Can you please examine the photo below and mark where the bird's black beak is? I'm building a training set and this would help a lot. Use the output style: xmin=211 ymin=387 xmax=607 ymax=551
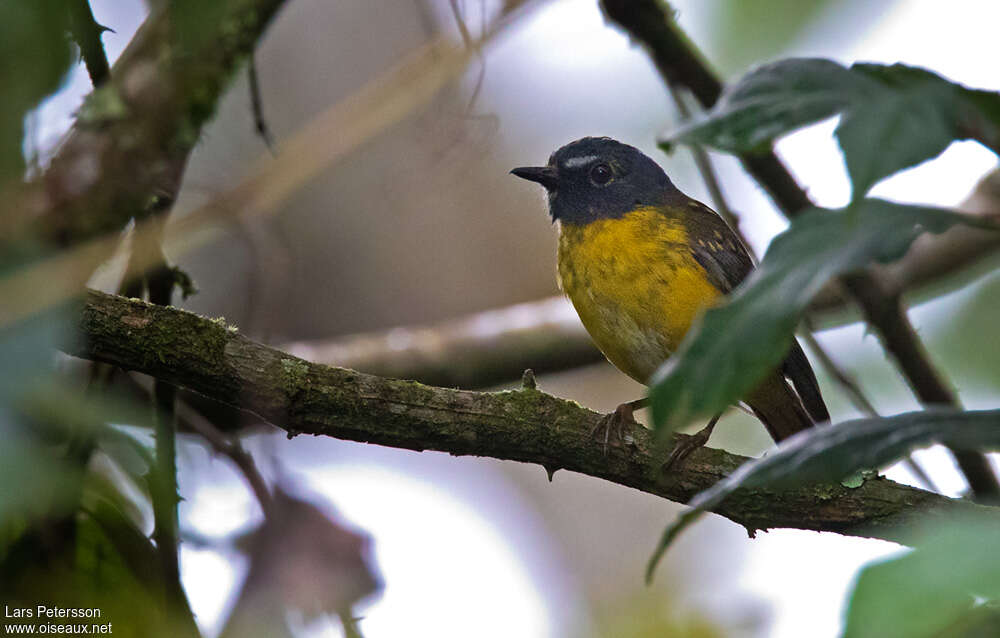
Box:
xmin=511 ymin=166 xmax=559 ymax=191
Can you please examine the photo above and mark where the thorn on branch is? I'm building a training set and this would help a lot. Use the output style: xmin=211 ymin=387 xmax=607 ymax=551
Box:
xmin=174 ymin=396 xmax=273 ymax=514
xmin=68 ymin=0 xmax=111 ymax=87
xmin=520 ymin=368 xmax=537 ymax=390
xmin=543 ymin=465 xmax=559 ymax=482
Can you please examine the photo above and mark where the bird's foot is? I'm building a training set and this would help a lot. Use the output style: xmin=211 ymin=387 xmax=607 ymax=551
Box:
xmin=663 ymin=412 xmax=722 ymax=470
xmin=591 ymin=399 xmax=646 ymax=455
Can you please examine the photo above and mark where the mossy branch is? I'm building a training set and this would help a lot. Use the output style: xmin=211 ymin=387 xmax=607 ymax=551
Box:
xmin=10 ymin=0 xmax=288 ymax=247
xmin=64 ymin=290 xmax=997 ymax=543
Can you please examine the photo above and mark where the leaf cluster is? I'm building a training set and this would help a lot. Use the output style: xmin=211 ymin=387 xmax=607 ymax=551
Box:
xmin=648 ymin=57 xmax=1000 ymax=635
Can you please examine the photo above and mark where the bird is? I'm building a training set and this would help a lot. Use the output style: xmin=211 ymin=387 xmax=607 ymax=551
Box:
xmin=511 ymin=137 xmax=828 ymax=465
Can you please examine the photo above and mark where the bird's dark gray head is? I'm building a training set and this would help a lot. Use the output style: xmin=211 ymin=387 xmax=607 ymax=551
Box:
xmin=511 ymin=137 xmax=679 ymax=224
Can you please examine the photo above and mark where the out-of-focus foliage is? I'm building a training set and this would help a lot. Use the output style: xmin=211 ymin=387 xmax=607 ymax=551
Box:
xmin=649 ymin=200 xmax=994 ymax=431
xmin=931 ymin=273 xmax=1000 ymax=392
xmin=844 ymin=514 xmax=1000 ymax=638
xmin=706 ymin=0 xmax=834 ymax=73
xmin=220 ymin=489 xmax=381 ymax=638
xmin=0 ymin=310 xmax=167 ymax=637
xmin=0 ymin=309 xmax=80 ymax=529
xmin=0 ymin=1 xmax=383 ymax=633
xmin=0 ymin=0 xmax=74 ymax=180
xmin=585 ymin=594 xmax=726 ymax=638
xmin=663 ymin=59 xmax=1000 ymax=201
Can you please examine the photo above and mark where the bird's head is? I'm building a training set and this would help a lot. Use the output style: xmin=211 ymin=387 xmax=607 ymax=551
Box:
xmin=511 ymin=137 xmax=678 ymax=225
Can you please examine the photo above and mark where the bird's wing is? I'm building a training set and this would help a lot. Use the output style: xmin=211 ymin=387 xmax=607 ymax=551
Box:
xmin=682 ymin=199 xmax=830 ymax=424
xmin=682 ymin=200 xmax=754 ymax=293
xmin=782 ymin=339 xmax=830 ymax=423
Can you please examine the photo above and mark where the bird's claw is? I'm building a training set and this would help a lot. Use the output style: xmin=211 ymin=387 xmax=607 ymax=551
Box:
xmin=590 ymin=403 xmax=637 ymax=455
xmin=662 ymin=413 xmax=721 ymax=471
xmin=663 ymin=430 xmax=710 ymax=470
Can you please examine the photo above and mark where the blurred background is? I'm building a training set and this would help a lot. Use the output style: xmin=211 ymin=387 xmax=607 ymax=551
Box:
xmin=29 ymin=0 xmax=1000 ymax=636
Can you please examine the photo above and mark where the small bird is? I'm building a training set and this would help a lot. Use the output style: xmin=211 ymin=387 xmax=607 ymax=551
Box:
xmin=512 ymin=137 xmax=827 ymax=463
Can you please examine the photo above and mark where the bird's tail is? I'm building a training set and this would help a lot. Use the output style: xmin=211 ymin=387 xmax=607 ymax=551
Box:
xmin=746 ymin=372 xmax=813 ymax=442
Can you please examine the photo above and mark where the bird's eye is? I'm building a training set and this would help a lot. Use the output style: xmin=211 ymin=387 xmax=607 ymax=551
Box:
xmin=589 ymin=163 xmax=613 ymax=186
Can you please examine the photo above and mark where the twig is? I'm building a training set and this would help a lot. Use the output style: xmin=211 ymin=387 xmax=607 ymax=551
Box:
xmin=665 ymin=81 xmax=739 ymax=232
xmin=64 ymin=290 xmax=998 ymax=543
xmin=248 ymin=54 xmax=276 ymax=153
xmin=172 ymin=394 xmax=273 ymax=514
xmin=339 ymin=611 xmax=364 ymax=638
xmin=145 ymin=235 xmax=200 ymax=635
xmin=448 ymin=0 xmax=488 ymax=113
xmin=448 ymin=0 xmax=474 ymax=46
xmin=151 ymin=365 xmax=181 ymax=609
xmin=68 ymin=0 xmax=111 ymax=86
xmin=841 ymin=273 xmax=997 ymax=497
xmin=600 ymin=0 xmax=1000 ymax=502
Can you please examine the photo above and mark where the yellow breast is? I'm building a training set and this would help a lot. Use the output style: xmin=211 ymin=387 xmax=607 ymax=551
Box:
xmin=557 ymin=207 xmax=722 ymax=384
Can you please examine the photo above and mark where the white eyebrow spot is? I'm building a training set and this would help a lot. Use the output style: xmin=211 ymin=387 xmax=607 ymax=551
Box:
xmin=563 ymin=155 xmax=599 ymax=169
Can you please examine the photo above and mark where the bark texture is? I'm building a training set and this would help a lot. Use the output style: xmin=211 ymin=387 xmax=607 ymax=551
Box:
xmin=66 ymin=290 xmax=996 ymax=543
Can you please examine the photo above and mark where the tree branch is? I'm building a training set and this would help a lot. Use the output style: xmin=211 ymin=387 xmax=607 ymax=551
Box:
xmin=600 ymin=0 xmax=1000 ymax=501
xmin=63 ymin=290 xmax=997 ymax=543
xmin=809 ymin=156 xmax=1000 ymax=317
xmin=282 ymin=296 xmax=603 ymax=389
xmin=68 ymin=0 xmax=111 ymax=87
xmin=10 ymin=0 xmax=288 ymax=247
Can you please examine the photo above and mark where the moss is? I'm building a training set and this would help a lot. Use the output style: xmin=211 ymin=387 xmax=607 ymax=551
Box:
xmin=493 ymin=388 xmax=543 ymax=418
xmin=841 ymin=469 xmax=877 ymax=489
xmin=492 ymin=388 xmax=588 ymax=435
xmin=386 ymin=378 xmax=439 ymax=409
xmin=77 ymin=85 xmax=129 ymax=126
xmin=113 ymin=297 xmax=230 ymax=369
xmin=280 ymin=358 xmax=310 ymax=394
xmin=814 ymin=484 xmax=838 ymax=500
xmin=840 ymin=471 xmax=866 ymax=489
xmin=206 ymin=315 xmax=239 ymax=334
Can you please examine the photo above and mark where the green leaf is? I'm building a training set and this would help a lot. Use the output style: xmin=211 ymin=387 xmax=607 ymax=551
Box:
xmin=667 ymin=58 xmax=868 ymax=153
xmin=839 ymin=64 xmax=978 ymax=200
xmin=81 ymin=498 xmax=160 ymax=591
xmin=649 ymin=199 xmax=992 ymax=432
xmin=647 ymin=408 xmax=1000 ymax=583
xmin=663 ymin=59 xmax=1000 ymax=200
xmin=844 ymin=514 xmax=1000 ymax=638
xmin=2 ymin=501 xmax=162 ymax=637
